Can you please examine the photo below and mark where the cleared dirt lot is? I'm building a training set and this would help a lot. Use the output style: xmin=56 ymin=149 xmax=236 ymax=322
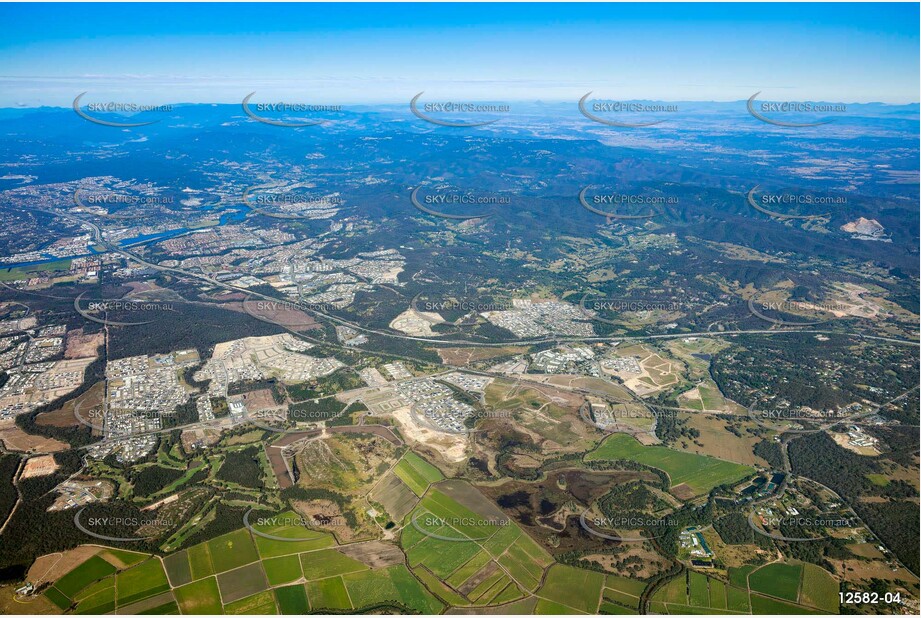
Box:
xmin=64 ymin=329 xmax=104 ymax=360
xmin=370 ymin=470 xmax=418 ymax=521
xmin=338 ymin=540 xmax=404 ymax=568
xmin=435 ymin=346 xmax=529 ymax=366
xmin=36 ymin=381 xmax=105 ymax=430
xmin=0 ymin=422 xmax=67 ymax=453
xmin=20 ymin=454 xmax=58 ymax=478
xmin=27 ymin=546 xmax=101 ymax=587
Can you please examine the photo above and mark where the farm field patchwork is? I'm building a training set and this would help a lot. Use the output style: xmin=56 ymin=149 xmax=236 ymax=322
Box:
xmin=393 ymin=451 xmax=445 ymax=497
xmin=48 ymin=555 xmax=117 ymax=602
xmin=114 ymin=558 xmax=171 ymax=606
xmin=207 ymin=528 xmax=261 ymax=573
xmin=537 ymin=564 xmax=605 ymax=613
xmin=300 ymin=548 xmax=367 ymax=579
xmin=342 ymin=564 xmax=445 ymax=613
xmin=653 ymin=565 xmax=836 ymax=615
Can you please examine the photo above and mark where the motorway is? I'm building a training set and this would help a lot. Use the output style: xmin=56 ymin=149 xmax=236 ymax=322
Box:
xmin=39 ymin=208 xmax=920 ymax=353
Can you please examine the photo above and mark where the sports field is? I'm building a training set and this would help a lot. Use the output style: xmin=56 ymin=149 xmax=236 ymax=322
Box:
xmin=585 ymin=433 xmax=754 ymax=495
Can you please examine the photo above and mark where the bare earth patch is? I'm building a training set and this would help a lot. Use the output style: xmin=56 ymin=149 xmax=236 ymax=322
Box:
xmin=0 ymin=422 xmax=67 ymax=453
xmin=64 ymin=329 xmax=104 ymax=360
xmin=27 ymin=546 xmax=101 ymax=587
xmin=20 ymin=454 xmax=58 ymax=478
xmin=338 ymin=541 xmax=404 ymax=568
xmin=390 ymin=405 xmax=468 ymax=463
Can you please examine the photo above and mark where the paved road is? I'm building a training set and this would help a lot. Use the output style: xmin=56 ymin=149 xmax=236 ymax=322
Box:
xmin=39 ymin=208 xmax=920 ymax=352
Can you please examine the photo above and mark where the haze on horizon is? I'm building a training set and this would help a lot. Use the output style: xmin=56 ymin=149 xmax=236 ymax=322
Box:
xmin=0 ymin=2 xmax=918 ymax=108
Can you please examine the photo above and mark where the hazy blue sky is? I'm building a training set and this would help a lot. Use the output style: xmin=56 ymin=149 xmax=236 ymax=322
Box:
xmin=0 ymin=2 xmax=918 ymax=106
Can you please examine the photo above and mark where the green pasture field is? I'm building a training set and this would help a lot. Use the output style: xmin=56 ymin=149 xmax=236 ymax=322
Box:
xmin=224 ymin=590 xmax=277 ymax=614
xmin=603 ymin=587 xmax=640 ymax=610
xmin=445 ymin=550 xmax=492 ymax=588
xmin=263 ymin=554 xmax=303 ymax=586
xmin=98 ymin=548 xmax=148 ymax=568
xmin=606 ymin=574 xmax=648 ymax=599
xmin=750 ymin=595 xmax=823 ymax=614
xmin=799 ymin=563 xmax=839 ymax=612
xmin=53 ymin=555 xmax=118 ymax=598
xmin=688 ymin=571 xmax=710 ymax=606
xmin=393 ymin=451 xmax=444 ymax=496
xmin=749 ymin=563 xmax=803 ymax=602
xmin=44 ymin=586 xmax=72 ymax=611
xmin=206 ymin=528 xmax=260 ymax=573
xmin=114 ymin=559 xmax=170 ymax=606
xmin=173 ymin=576 xmax=223 ymax=614
xmin=299 ymin=548 xmax=367 ymax=580
xmin=305 ymin=576 xmax=352 ymax=610
xmin=274 ymin=584 xmax=311 ymax=614
xmin=586 ymin=433 xmax=754 ymax=495
xmin=342 ymin=564 xmax=445 ymax=613
xmin=187 ymin=542 xmax=214 ymax=580
xmin=537 ymin=564 xmax=604 ymax=614
xmin=411 ymin=566 xmax=469 ymax=606
xmin=74 ymin=585 xmax=115 ymax=615
xmin=535 ymin=598 xmax=585 ymax=614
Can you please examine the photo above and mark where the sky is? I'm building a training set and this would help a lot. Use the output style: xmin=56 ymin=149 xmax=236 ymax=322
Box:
xmin=0 ymin=2 xmax=918 ymax=107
